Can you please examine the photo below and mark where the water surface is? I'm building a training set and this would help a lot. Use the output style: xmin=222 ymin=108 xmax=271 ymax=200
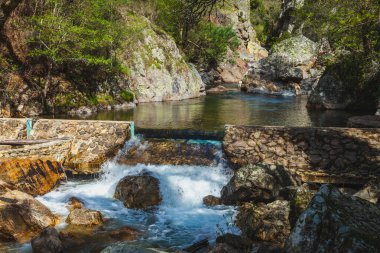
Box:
xmin=62 ymin=92 xmax=362 ymax=130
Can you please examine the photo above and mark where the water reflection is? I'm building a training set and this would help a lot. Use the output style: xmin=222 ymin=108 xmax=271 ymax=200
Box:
xmin=68 ymin=92 xmax=363 ymax=130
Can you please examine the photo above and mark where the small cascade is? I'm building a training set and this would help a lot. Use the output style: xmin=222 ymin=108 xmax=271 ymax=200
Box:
xmin=37 ymin=136 xmax=239 ymax=251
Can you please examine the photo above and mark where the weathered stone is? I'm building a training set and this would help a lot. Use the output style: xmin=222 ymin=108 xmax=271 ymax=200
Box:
xmin=289 ymin=183 xmax=318 ymax=227
xmin=0 ymin=186 xmax=58 ymax=243
xmin=203 ymin=195 xmax=222 ymax=206
xmin=101 ymin=245 xmax=168 ymax=253
xmin=31 ymin=227 xmax=63 ymax=253
xmin=221 ymin=164 xmax=300 ymax=205
xmin=114 ymin=172 xmax=161 ymax=209
xmin=207 ymin=243 xmax=239 ymax=253
xmin=216 ymin=233 xmax=252 ymax=251
xmin=67 ymin=197 xmax=85 ymax=211
xmin=285 ymin=185 xmax=380 ymax=253
xmin=66 ymin=208 xmax=103 ymax=226
xmin=117 ymin=14 xmax=205 ymax=103
xmin=0 ymin=159 xmax=65 ymax=196
xmin=348 ymin=115 xmax=380 ymax=128
xmin=236 ymin=200 xmax=291 ymax=245
xmin=183 ymin=239 xmax=209 ymax=252
xmin=354 ymin=179 xmax=380 ymax=204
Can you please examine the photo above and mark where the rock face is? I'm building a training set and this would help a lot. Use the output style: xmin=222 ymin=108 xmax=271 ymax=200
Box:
xmin=237 ymin=200 xmax=291 ymax=244
xmin=0 ymin=185 xmax=58 ymax=242
xmin=0 ymin=159 xmax=65 ymax=196
xmin=285 ymin=185 xmax=380 ymax=253
xmin=221 ymin=164 xmax=300 ymax=205
xmin=211 ymin=0 xmax=268 ymax=84
xmin=242 ymin=35 xmax=320 ymax=96
xmin=117 ymin=14 xmax=205 ymax=103
xmin=31 ymin=227 xmax=63 ymax=253
xmin=275 ymin=0 xmax=305 ymax=36
xmin=114 ymin=172 xmax=162 ymax=209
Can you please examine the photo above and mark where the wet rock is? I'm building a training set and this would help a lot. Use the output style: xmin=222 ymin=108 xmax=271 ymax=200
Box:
xmin=354 ymin=179 xmax=380 ymax=204
xmin=67 ymin=197 xmax=85 ymax=211
xmin=0 ymin=185 xmax=58 ymax=242
xmin=0 ymin=159 xmax=65 ymax=196
xmin=250 ymin=242 xmax=283 ymax=253
xmin=203 ymin=195 xmax=221 ymax=206
xmin=285 ymin=185 xmax=380 ymax=253
xmin=114 ymin=172 xmax=161 ymax=209
xmin=31 ymin=227 xmax=63 ymax=253
xmin=117 ymin=139 xmax=219 ymax=167
xmin=216 ymin=233 xmax=252 ymax=251
xmin=348 ymin=115 xmax=380 ymax=128
xmin=59 ymin=225 xmax=141 ymax=252
xmin=221 ymin=164 xmax=300 ymax=205
xmin=66 ymin=208 xmax=103 ymax=226
xmin=101 ymin=245 xmax=169 ymax=253
xmin=236 ymin=200 xmax=291 ymax=244
xmin=207 ymin=243 xmax=239 ymax=253
xmin=183 ymin=239 xmax=209 ymax=252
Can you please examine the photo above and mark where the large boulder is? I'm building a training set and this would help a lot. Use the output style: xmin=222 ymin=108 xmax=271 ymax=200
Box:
xmin=285 ymin=185 xmax=380 ymax=253
xmin=117 ymin=13 xmax=205 ymax=103
xmin=262 ymin=35 xmax=318 ymax=82
xmin=66 ymin=208 xmax=103 ymax=226
xmin=221 ymin=164 xmax=300 ymax=205
xmin=0 ymin=159 xmax=65 ymax=196
xmin=236 ymin=200 xmax=291 ymax=245
xmin=0 ymin=185 xmax=58 ymax=242
xmin=114 ymin=172 xmax=162 ymax=209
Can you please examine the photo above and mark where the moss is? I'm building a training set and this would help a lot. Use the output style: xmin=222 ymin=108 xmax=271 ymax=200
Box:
xmin=120 ymin=90 xmax=135 ymax=102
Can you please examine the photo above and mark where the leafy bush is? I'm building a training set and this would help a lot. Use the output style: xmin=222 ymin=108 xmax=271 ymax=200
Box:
xmin=120 ymin=90 xmax=135 ymax=102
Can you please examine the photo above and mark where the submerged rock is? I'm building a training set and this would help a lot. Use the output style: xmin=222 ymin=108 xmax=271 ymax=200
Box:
xmin=101 ymin=245 xmax=168 ymax=253
xmin=114 ymin=172 xmax=161 ymax=209
xmin=0 ymin=159 xmax=65 ymax=196
xmin=285 ymin=185 xmax=380 ymax=253
xmin=0 ymin=185 xmax=58 ymax=242
xmin=31 ymin=227 xmax=63 ymax=253
xmin=236 ymin=200 xmax=291 ymax=245
xmin=183 ymin=238 xmax=209 ymax=252
xmin=221 ymin=164 xmax=300 ymax=205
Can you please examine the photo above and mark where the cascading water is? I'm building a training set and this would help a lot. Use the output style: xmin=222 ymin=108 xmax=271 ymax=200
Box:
xmin=34 ymin=136 xmax=239 ymax=251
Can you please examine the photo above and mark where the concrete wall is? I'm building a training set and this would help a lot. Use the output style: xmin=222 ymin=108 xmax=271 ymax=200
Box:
xmin=224 ymin=125 xmax=380 ymax=185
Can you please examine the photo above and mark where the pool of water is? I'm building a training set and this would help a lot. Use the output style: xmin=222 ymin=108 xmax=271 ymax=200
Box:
xmin=60 ymin=92 xmax=364 ymax=131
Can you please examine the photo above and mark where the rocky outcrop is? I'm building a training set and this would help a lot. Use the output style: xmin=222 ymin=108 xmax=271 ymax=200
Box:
xmin=117 ymin=14 xmax=205 ymax=103
xmin=114 ymin=172 xmax=162 ymax=209
xmin=274 ymin=0 xmax=305 ymax=37
xmin=221 ymin=164 xmax=300 ymax=205
xmin=242 ymin=35 xmax=320 ymax=96
xmin=203 ymin=195 xmax=221 ymax=206
xmin=0 ymin=184 xmax=58 ymax=243
xmin=210 ymin=0 xmax=268 ymax=84
xmin=285 ymin=185 xmax=380 ymax=253
xmin=237 ymin=200 xmax=291 ymax=245
xmin=0 ymin=159 xmax=65 ymax=196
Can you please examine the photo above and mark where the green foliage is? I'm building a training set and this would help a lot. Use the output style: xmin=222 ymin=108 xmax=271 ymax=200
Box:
xmin=250 ymin=0 xmax=281 ymax=45
xmin=89 ymin=93 xmax=115 ymax=106
xmin=186 ymin=22 xmax=240 ymax=68
xmin=120 ymin=90 xmax=135 ymax=102
xmin=296 ymin=0 xmax=380 ymax=58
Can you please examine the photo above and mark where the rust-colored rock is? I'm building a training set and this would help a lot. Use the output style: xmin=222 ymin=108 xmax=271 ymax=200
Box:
xmin=0 ymin=158 xmax=65 ymax=196
xmin=0 ymin=185 xmax=58 ymax=243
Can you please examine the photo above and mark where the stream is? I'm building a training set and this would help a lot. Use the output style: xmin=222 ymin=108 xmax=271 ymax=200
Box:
xmin=6 ymin=137 xmax=238 ymax=252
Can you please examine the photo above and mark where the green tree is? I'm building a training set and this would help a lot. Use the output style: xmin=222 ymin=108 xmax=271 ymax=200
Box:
xmin=28 ymin=0 xmax=123 ymax=110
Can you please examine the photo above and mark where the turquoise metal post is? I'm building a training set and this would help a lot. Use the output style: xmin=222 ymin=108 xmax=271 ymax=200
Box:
xmin=26 ymin=118 xmax=33 ymax=139
xmin=130 ymin=121 xmax=135 ymax=139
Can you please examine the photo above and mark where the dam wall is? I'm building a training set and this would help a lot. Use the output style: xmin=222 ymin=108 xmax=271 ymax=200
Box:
xmin=224 ymin=125 xmax=380 ymax=185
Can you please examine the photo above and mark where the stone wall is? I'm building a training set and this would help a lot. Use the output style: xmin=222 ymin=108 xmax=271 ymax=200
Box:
xmin=31 ymin=119 xmax=131 ymax=175
xmin=224 ymin=125 xmax=380 ymax=185
xmin=0 ymin=118 xmax=26 ymax=140
xmin=0 ymin=119 xmax=132 ymax=176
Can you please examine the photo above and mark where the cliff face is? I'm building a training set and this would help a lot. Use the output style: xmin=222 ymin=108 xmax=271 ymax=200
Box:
xmin=210 ymin=0 xmax=268 ymax=84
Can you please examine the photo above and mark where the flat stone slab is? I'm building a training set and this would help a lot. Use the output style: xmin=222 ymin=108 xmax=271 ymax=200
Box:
xmin=0 ymin=138 xmax=71 ymax=146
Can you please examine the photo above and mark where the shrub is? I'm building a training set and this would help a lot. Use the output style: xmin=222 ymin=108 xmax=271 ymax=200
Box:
xmin=120 ymin=90 xmax=135 ymax=102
